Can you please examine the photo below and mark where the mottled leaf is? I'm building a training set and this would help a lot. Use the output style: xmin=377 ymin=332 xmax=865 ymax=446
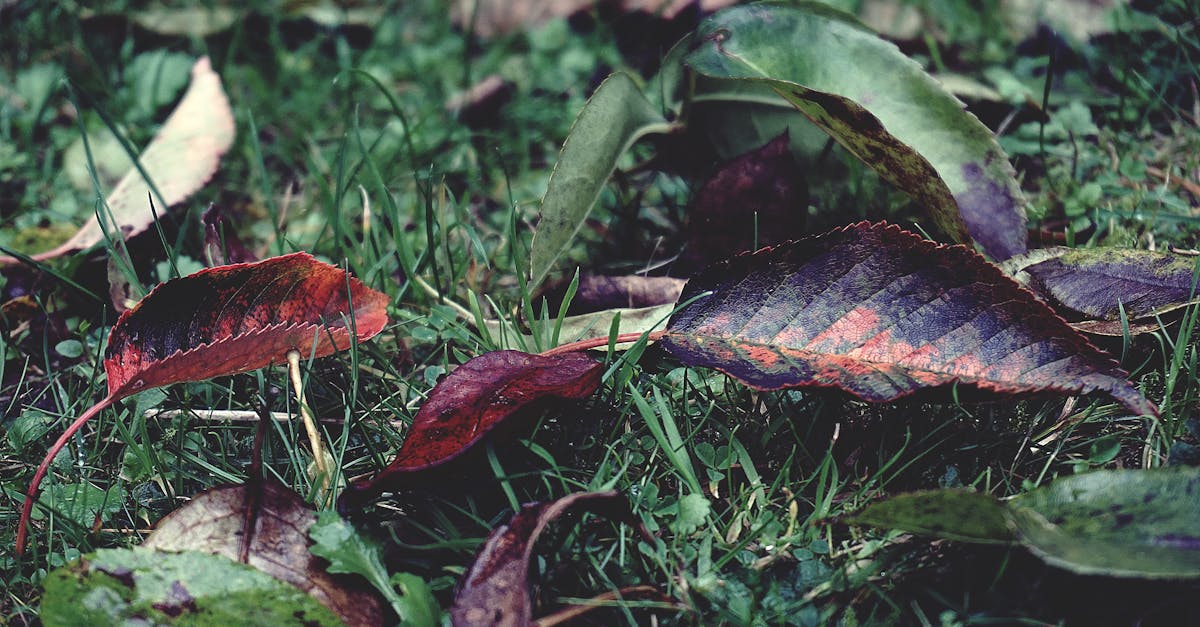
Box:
xmin=342 ymin=351 xmax=602 ymax=506
xmin=143 ymin=479 xmax=384 ymax=626
xmin=683 ymin=132 xmax=807 ymax=269
xmin=2 ymin=57 xmax=235 ymax=265
xmin=484 ymin=303 xmax=675 ymax=352
xmin=18 ymin=253 xmax=388 ymax=554
xmin=1023 ymin=247 xmax=1200 ymax=320
xmin=1011 ymin=468 xmax=1200 ymax=578
xmin=844 ymin=489 xmax=1013 ymax=544
xmin=683 ymin=3 xmax=1028 ymax=260
xmin=660 ymin=222 xmax=1155 ymax=416
xmin=40 ymin=548 xmax=343 ymax=626
xmin=529 ymin=72 xmax=670 ymax=290
xmin=451 ymin=490 xmax=652 ymax=626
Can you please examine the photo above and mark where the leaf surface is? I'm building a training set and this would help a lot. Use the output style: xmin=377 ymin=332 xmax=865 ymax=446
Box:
xmin=683 ymin=3 xmax=1028 ymax=260
xmin=1023 ymin=247 xmax=1200 ymax=320
xmin=143 ymin=479 xmax=384 ymax=626
xmin=660 ymin=222 xmax=1155 ymax=416
xmin=343 ymin=351 xmax=602 ymax=505
xmin=450 ymin=490 xmax=651 ymax=627
xmin=41 ymin=548 xmax=344 ymax=626
xmin=3 ymin=56 xmax=235 ymax=264
xmin=1011 ymin=468 xmax=1200 ymax=578
xmin=843 ymin=489 xmax=1012 ymax=543
xmin=529 ymin=72 xmax=669 ymax=290
xmin=104 ymin=252 xmax=388 ymax=397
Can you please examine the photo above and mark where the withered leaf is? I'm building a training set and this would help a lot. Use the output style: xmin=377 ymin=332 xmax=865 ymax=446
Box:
xmin=343 ymin=351 xmax=602 ymax=506
xmin=451 ymin=490 xmax=652 ymax=627
xmin=683 ymin=132 xmax=807 ymax=269
xmin=143 ymin=479 xmax=384 ymax=627
xmin=1023 ymin=247 xmax=1200 ymax=321
xmin=660 ymin=222 xmax=1156 ymax=416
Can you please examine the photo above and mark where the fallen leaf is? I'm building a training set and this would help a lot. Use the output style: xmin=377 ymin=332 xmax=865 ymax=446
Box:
xmin=483 ymin=303 xmax=675 ymax=352
xmin=1 ymin=56 xmax=234 ymax=265
xmin=41 ymin=548 xmax=346 ymax=625
xmin=684 ymin=3 xmax=1028 ymax=260
xmin=143 ymin=479 xmax=384 ymax=626
xmin=342 ymin=351 xmax=601 ymax=507
xmin=18 ymin=253 xmax=389 ymax=554
xmin=202 ymin=204 xmax=258 ymax=267
xmin=683 ymin=132 xmax=807 ymax=269
xmin=1023 ymin=247 xmax=1200 ymax=321
xmin=529 ymin=72 xmax=670 ymax=291
xmin=570 ymin=275 xmax=686 ymax=312
xmin=659 ymin=221 xmax=1156 ymax=416
xmin=843 ymin=489 xmax=1013 ymax=544
xmin=450 ymin=490 xmax=653 ymax=626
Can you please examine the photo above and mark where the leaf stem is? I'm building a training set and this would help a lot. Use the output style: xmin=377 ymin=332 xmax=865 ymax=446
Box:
xmin=287 ymin=350 xmax=332 ymax=501
xmin=540 ymin=330 xmax=665 ymax=356
xmin=16 ymin=393 xmax=117 ymax=556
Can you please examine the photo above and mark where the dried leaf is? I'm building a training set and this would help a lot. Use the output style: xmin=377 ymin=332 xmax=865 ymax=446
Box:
xmin=18 ymin=253 xmax=388 ymax=554
xmin=451 ymin=490 xmax=651 ymax=626
xmin=343 ymin=351 xmax=601 ymax=506
xmin=143 ymin=479 xmax=384 ymax=626
xmin=660 ymin=222 xmax=1155 ymax=416
xmin=571 ymin=275 xmax=686 ymax=312
xmin=2 ymin=56 xmax=234 ymax=265
xmin=684 ymin=132 xmax=807 ymax=269
xmin=483 ymin=303 xmax=675 ymax=351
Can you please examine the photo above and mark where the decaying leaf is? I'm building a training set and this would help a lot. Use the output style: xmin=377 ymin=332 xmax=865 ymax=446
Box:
xmin=451 ymin=490 xmax=653 ymax=626
xmin=202 ymin=204 xmax=258 ymax=267
xmin=683 ymin=132 xmax=807 ymax=269
xmin=40 ymin=548 xmax=345 ymax=626
xmin=143 ymin=479 xmax=384 ymax=626
xmin=484 ymin=303 xmax=675 ymax=352
xmin=342 ymin=351 xmax=602 ymax=506
xmin=18 ymin=253 xmax=389 ymax=554
xmin=1022 ymin=247 xmax=1200 ymax=321
xmin=660 ymin=222 xmax=1156 ymax=416
xmin=0 ymin=56 xmax=234 ymax=265
xmin=684 ymin=3 xmax=1028 ymax=260
xmin=570 ymin=275 xmax=687 ymax=312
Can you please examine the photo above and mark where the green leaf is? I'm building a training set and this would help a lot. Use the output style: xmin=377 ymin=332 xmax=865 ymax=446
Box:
xmin=675 ymin=493 xmax=712 ymax=535
xmin=683 ymin=2 xmax=1028 ymax=260
xmin=529 ymin=72 xmax=670 ymax=290
xmin=310 ymin=511 xmax=437 ymax=626
xmin=1011 ymin=468 xmax=1200 ymax=578
xmin=40 ymin=548 xmax=343 ymax=626
xmin=36 ymin=482 xmax=124 ymax=529
xmin=844 ymin=490 xmax=1013 ymax=544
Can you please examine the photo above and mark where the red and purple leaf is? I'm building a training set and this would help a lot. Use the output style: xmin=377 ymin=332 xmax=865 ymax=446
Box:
xmin=450 ymin=490 xmax=652 ymax=627
xmin=1023 ymin=247 xmax=1200 ymax=321
xmin=343 ymin=351 xmax=602 ymax=505
xmin=17 ymin=253 xmax=388 ymax=554
xmin=104 ymin=252 xmax=387 ymax=397
xmin=660 ymin=222 xmax=1156 ymax=417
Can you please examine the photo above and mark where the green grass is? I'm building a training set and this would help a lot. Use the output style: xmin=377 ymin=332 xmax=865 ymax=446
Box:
xmin=3 ymin=0 xmax=1200 ymax=624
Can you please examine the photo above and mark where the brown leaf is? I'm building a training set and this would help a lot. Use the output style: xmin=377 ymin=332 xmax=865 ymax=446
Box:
xmin=1 ymin=56 xmax=234 ymax=265
xmin=683 ymin=132 xmax=807 ymax=269
xmin=18 ymin=253 xmax=389 ymax=554
xmin=143 ymin=479 xmax=384 ymax=627
xmin=342 ymin=351 xmax=602 ymax=508
xmin=450 ymin=490 xmax=652 ymax=627
xmin=661 ymin=221 xmax=1156 ymax=417
xmin=570 ymin=275 xmax=686 ymax=312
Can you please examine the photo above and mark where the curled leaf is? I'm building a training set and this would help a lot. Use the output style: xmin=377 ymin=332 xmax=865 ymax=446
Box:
xmin=143 ymin=479 xmax=384 ymax=626
xmin=660 ymin=222 xmax=1156 ymax=416
xmin=1023 ymin=247 xmax=1200 ymax=321
xmin=684 ymin=3 xmax=1028 ymax=259
xmin=451 ymin=490 xmax=652 ymax=626
xmin=343 ymin=351 xmax=602 ymax=506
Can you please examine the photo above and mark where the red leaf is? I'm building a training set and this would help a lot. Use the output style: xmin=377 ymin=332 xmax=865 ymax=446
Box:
xmin=342 ymin=351 xmax=601 ymax=505
xmin=660 ymin=222 xmax=1156 ymax=417
xmin=450 ymin=490 xmax=652 ymax=627
xmin=17 ymin=253 xmax=388 ymax=554
xmin=104 ymin=252 xmax=387 ymax=396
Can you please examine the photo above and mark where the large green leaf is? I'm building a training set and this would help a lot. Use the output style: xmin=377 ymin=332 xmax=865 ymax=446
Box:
xmin=1011 ymin=468 xmax=1200 ymax=578
xmin=683 ymin=2 xmax=1028 ymax=260
xmin=529 ymin=72 xmax=671 ymax=290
